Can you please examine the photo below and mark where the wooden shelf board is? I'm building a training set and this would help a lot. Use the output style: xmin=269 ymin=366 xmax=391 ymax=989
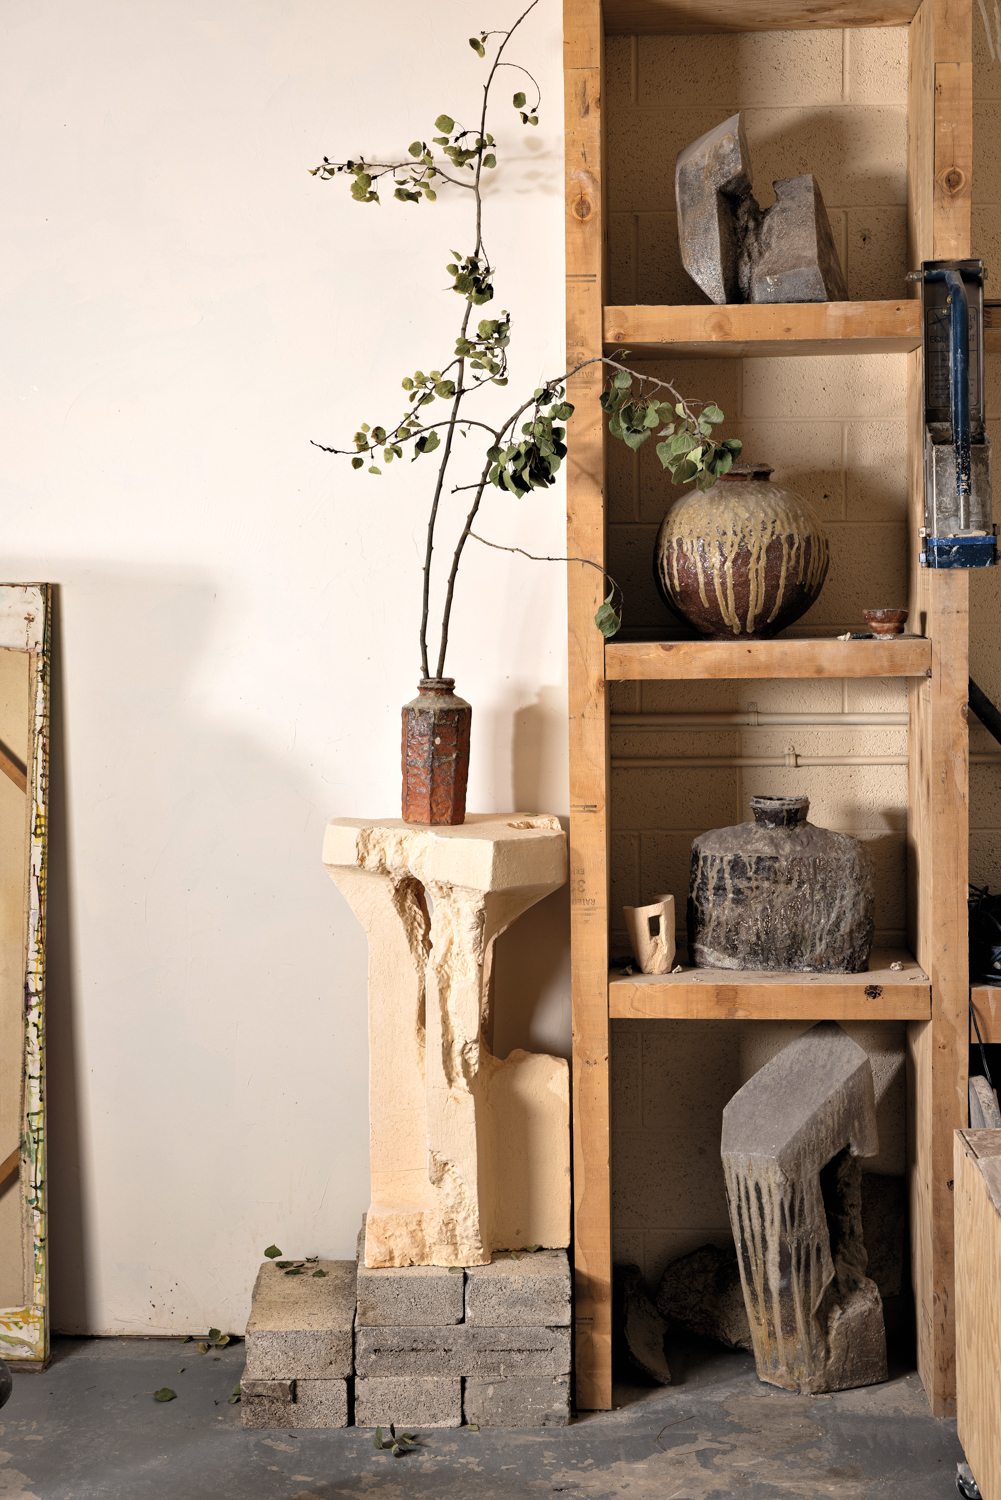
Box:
xmin=971 ymin=986 xmax=1001 ymax=1044
xmin=604 ymin=301 xmax=920 ymax=359
xmin=602 ymin=1 xmax=920 ymax=34
xmin=610 ymin=950 xmax=930 ymax=1021
xmin=605 ymin=634 xmax=932 ymax=681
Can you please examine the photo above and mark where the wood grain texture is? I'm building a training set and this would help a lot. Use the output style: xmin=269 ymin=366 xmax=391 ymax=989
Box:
xmin=602 ymin=0 xmax=920 ymax=33
xmin=610 ymin=951 xmax=931 ymax=1020
xmin=0 ymin=1148 xmax=18 ymax=1191
xmin=905 ymin=0 xmax=973 ymax=1421
xmin=955 ymin=1131 xmax=1001 ymax=1500
xmin=0 ymin=741 xmax=27 ymax=795
xmin=565 ymin=0 xmax=612 ymax=1413
xmin=604 ymin=301 xmax=921 ymax=360
xmin=605 ymin=635 xmax=933 ymax=681
xmin=971 ymin=987 xmax=1001 ymax=1042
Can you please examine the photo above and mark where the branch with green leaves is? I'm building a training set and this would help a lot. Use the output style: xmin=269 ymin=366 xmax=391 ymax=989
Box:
xmin=309 ymin=3 xmax=739 ymax=669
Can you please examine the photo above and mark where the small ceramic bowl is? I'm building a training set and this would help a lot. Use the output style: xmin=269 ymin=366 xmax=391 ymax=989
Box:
xmin=863 ymin=608 xmax=908 ymax=638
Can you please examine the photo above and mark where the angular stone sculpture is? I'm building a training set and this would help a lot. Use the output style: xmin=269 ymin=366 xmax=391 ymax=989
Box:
xmin=676 ymin=112 xmax=847 ymax=305
xmin=323 ymin=814 xmax=569 ymax=1268
xmin=721 ymin=1021 xmax=887 ymax=1393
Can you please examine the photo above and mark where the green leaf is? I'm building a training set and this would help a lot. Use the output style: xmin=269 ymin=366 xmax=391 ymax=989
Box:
xmin=595 ymin=592 xmax=622 ymax=639
xmin=622 ymin=428 xmax=650 ymax=451
xmin=723 ymin=437 xmax=743 ymax=453
xmin=434 ymin=114 xmax=455 ymax=133
xmin=180 ymin=1335 xmax=192 ymax=1344
xmin=312 ymin=1269 xmax=327 ymax=1277
xmin=467 ymin=1423 xmax=480 ymax=1431
xmin=448 ymin=1265 xmax=463 ymax=1274
xmin=483 ymin=154 xmax=496 ymax=169
xmin=233 ymin=1383 xmax=242 ymax=1396
xmin=196 ymin=1342 xmax=209 ymax=1353
xmin=424 ymin=187 xmax=437 ymax=201
xmin=529 ymin=116 xmax=538 ymax=126
xmin=402 ymin=1432 xmax=418 ymax=1442
xmin=374 ymin=1426 xmax=385 ymax=1450
xmin=613 ymin=370 xmax=632 ymax=389
xmin=208 ymin=1328 xmax=221 ymax=1341
xmin=264 ymin=1245 xmax=282 ymax=1258
xmin=702 ymin=404 xmax=724 ymax=423
xmin=215 ymin=1335 xmax=231 ymax=1347
xmin=469 ymin=37 xmax=485 ymax=56
xmin=351 ymin=456 xmax=364 ymax=469
xmin=153 ymin=1388 xmax=177 ymax=1402
xmin=228 ymin=1394 xmax=240 ymax=1404
xmin=367 ymin=465 xmax=381 ymax=475
xmin=513 ymin=91 xmax=527 ymax=108
xmin=526 ymin=1244 xmax=542 ymax=1252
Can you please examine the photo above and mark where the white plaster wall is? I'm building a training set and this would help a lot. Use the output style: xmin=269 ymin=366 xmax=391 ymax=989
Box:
xmin=1 ymin=0 xmax=569 ymax=1334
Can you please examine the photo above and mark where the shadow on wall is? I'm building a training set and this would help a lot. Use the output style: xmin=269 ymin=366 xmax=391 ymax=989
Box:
xmin=490 ymin=684 xmax=571 ymax=1063
xmin=40 ymin=568 xmax=370 ymax=1334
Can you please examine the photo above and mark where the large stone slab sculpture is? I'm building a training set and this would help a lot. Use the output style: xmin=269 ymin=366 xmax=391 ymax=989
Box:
xmin=676 ymin=112 xmax=848 ymax=305
xmin=720 ymin=1021 xmax=887 ymax=1393
xmin=323 ymin=814 xmax=569 ymax=1268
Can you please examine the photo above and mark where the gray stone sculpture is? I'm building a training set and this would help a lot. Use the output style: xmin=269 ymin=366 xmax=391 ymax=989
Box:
xmin=676 ymin=113 xmax=848 ymax=305
xmin=721 ymin=1022 xmax=887 ymax=1394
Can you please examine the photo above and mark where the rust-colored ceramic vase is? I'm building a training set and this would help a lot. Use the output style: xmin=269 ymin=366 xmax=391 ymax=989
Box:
xmin=654 ymin=464 xmax=830 ymax=640
xmin=402 ymin=678 xmax=471 ymax=826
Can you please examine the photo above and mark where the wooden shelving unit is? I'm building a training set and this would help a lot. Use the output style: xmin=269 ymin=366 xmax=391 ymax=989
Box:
xmin=564 ymin=0 xmax=972 ymax=1416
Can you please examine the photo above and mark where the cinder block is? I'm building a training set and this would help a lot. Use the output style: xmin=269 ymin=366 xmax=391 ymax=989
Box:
xmin=355 ymin=1324 xmax=571 ymax=1379
xmin=240 ymin=1374 xmax=348 ymax=1429
xmin=355 ymin=1377 xmax=462 ymax=1429
xmin=245 ymin=1259 xmax=356 ymax=1379
xmin=357 ymin=1263 xmax=465 ymax=1327
xmin=463 ymin=1375 xmax=571 ymax=1428
xmin=464 ymin=1251 xmax=570 ymax=1327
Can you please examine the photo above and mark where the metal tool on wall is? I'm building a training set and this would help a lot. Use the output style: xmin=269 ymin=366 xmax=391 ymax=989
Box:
xmin=911 ymin=259 xmax=997 ymax=568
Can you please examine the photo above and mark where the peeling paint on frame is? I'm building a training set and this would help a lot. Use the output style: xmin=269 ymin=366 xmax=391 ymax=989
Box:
xmin=0 ymin=585 xmax=50 ymax=1367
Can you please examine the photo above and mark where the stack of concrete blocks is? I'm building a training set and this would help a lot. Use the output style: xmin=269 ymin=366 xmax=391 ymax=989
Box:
xmin=241 ymin=1259 xmax=357 ymax=1429
xmin=354 ymin=1227 xmax=572 ymax=1428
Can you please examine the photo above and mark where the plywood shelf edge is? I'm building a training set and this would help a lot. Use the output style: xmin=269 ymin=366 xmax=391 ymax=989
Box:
xmin=603 ymin=300 xmax=921 ymax=359
xmin=610 ymin=950 xmax=931 ymax=1020
xmin=605 ymin=635 xmax=933 ymax=681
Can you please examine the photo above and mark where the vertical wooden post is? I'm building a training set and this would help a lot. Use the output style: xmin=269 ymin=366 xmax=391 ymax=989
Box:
xmin=905 ymin=0 xmax=972 ymax=1418
xmin=564 ymin=0 xmax=611 ymax=1411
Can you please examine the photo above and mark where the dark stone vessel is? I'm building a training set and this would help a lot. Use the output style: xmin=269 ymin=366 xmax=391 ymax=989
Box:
xmin=687 ymin=795 xmax=874 ymax=974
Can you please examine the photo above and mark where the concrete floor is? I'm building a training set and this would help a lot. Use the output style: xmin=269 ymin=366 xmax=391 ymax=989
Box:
xmin=0 ymin=1335 xmax=966 ymax=1499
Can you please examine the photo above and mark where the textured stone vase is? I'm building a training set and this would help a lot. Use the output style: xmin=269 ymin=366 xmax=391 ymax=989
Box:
xmin=402 ymin=678 xmax=471 ymax=826
xmin=654 ymin=464 xmax=829 ymax=639
xmin=688 ymin=794 xmax=874 ymax=974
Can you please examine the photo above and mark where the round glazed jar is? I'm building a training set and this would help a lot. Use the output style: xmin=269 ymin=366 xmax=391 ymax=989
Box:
xmin=687 ymin=794 xmax=874 ymax=974
xmin=654 ymin=464 xmax=829 ymax=639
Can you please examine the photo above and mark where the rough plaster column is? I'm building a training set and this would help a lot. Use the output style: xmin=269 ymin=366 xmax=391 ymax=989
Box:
xmin=323 ymin=815 xmax=569 ymax=1268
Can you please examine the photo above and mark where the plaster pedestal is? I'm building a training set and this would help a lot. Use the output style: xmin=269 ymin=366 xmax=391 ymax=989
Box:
xmin=323 ymin=814 xmax=569 ymax=1268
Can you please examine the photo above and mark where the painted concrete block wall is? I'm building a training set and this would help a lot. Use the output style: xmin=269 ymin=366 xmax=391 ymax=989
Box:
xmin=605 ymin=28 xmax=913 ymax=1287
xmin=2 ymin=0 xmax=569 ymax=1334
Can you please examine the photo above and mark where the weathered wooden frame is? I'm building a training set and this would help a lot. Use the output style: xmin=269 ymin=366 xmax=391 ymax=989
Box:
xmin=0 ymin=585 xmax=51 ymax=1370
xmin=564 ymin=0 xmax=970 ymax=1414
